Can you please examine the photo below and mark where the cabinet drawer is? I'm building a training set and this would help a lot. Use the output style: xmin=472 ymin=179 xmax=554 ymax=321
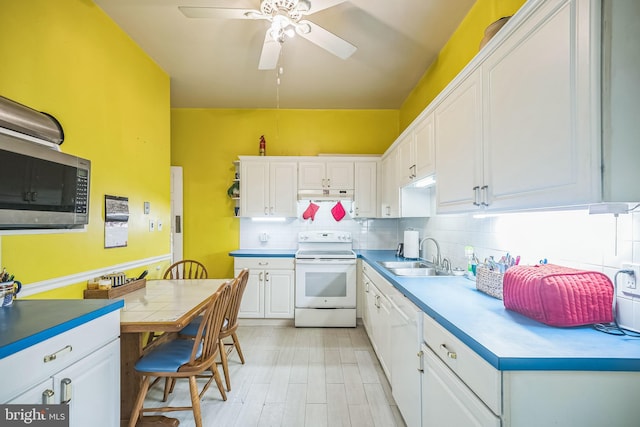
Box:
xmin=362 ymin=262 xmax=394 ymax=295
xmin=0 ymin=310 xmax=120 ymax=403
xmin=423 ymin=313 xmax=501 ymax=415
xmin=234 ymin=257 xmax=294 ymax=270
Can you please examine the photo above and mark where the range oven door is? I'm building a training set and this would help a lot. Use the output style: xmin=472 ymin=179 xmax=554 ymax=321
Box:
xmin=295 ymin=258 xmax=356 ymax=308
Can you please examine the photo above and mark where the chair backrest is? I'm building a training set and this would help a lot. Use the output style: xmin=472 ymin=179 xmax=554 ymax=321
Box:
xmin=222 ymin=268 xmax=249 ymax=333
xmin=186 ymin=279 xmax=233 ymax=370
xmin=164 ymin=259 xmax=208 ymax=280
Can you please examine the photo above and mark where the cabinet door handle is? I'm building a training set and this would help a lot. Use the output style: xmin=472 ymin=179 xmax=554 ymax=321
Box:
xmin=264 ymin=207 xmax=269 ymax=215
xmin=269 ymin=207 xmax=274 ymax=215
xmin=44 ymin=345 xmax=72 ymax=363
xmin=364 ymin=281 xmax=369 ymax=293
xmin=265 ymin=272 xmax=270 ymax=282
xmin=410 ymin=164 xmax=416 ymax=179
xmin=417 ymin=350 xmax=424 ymax=373
xmin=375 ymin=294 xmax=380 ymax=308
xmin=258 ymin=261 xmax=269 ymax=266
xmin=472 ymin=186 xmax=481 ymax=206
xmin=481 ymin=185 xmax=489 ymax=207
xmin=61 ymin=378 xmax=72 ymax=404
xmin=259 ymin=272 xmax=264 ymax=282
xmin=440 ymin=343 xmax=457 ymax=359
xmin=42 ymin=389 xmax=55 ymax=404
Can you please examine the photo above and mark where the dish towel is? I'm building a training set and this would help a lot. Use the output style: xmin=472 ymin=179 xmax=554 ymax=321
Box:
xmin=302 ymin=202 xmax=319 ymax=221
xmin=331 ymin=201 xmax=346 ymax=221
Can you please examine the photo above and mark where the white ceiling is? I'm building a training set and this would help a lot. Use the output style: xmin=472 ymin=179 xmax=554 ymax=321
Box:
xmin=94 ymin=0 xmax=476 ymax=109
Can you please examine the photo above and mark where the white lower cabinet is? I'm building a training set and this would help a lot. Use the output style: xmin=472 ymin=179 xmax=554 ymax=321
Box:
xmin=234 ymin=257 xmax=295 ymax=319
xmin=361 ymin=262 xmax=392 ymax=379
xmin=1 ymin=311 xmax=121 ymax=427
xmin=389 ymin=290 xmax=422 ymax=427
xmin=421 ymin=344 xmax=500 ymax=427
xmin=421 ymin=310 xmax=640 ymax=427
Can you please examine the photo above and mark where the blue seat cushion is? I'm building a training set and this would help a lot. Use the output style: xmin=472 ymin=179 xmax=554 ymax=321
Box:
xmin=135 ymin=339 xmax=202 ymax=373
xmin=180 ymin=317 xmax=228 ymax=337
xmin=180 ymin=316 xmax=203 ymax=337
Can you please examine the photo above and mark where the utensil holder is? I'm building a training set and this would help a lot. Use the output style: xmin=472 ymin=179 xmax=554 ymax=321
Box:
xmin=0 ymin=281 xmax=22 ymax=307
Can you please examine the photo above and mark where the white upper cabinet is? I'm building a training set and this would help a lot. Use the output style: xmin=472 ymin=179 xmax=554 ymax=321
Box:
xmin=298 ymin=160 xmax=354 ymax=190
xmin=435 ymin=68 xmax=483 ymax=212
xmin=602 ymin=0 xmax=640 ymax=202
xmin=397 ymin=113 xmax=436 ymax=188
xmin=414 ymin=113 xmax=436 ymax=179
xmin=482 ymin=0 xmax=599 ymax=210
xmin=380 ymin=148 xmax=399 ymax=218
xmin=397 ymin=133 xmax=415 ymax=187
xmin=435 ymin=0 xmax=601 ymax=213
xmin=353 ymin=161 xmax=378 ymax=218
xmin=240 ymin=159 xmax=297 ymax=217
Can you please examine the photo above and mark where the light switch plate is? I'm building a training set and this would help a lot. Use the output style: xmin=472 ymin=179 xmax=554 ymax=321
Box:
xmin=144 ymin=201 xmax=150 ymax=215
xmin=149 ymin=219 xmax=155 ymax=232
xmin=157 ymin=220 xmax=163 ymax=231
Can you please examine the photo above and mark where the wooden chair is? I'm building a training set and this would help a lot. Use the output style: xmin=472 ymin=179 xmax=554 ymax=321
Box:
xmin=146 ymin=260 xmax=209 ymax=347
xmin=163 ymin=259 xmax=208 ymax=280
xmin=217 ymin=268 xmax=249 ymax=391
xmin=128 ymin=280 xmax=233 ymax=427
xmin=179 ymin=268 xmax=250 ymax=391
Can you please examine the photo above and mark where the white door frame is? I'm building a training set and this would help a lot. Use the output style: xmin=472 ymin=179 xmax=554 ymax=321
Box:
xmin=170 ymin=166 xmax=183 ymax=263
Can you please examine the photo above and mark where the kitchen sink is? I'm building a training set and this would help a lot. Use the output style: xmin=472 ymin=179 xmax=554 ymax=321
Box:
xmin=377 ymin=260 xmax=453 ymax=277
xmin=377 ymin=261 xmax=433 ymax=269
xmin=388 ymin=267 xmax=438 ymax=276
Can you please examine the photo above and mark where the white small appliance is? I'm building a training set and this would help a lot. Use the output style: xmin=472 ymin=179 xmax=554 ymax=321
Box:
xmin=617 ymin=281 xmax=640 ymax=333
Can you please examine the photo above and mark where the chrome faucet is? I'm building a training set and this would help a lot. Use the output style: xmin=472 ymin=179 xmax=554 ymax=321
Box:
xmin=419 ymin=237 xmax=441 ymax=269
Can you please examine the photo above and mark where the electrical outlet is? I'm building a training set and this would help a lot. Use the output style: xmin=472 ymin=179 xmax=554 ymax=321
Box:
xmin=621 ymin=263 xmax=640 ymax=291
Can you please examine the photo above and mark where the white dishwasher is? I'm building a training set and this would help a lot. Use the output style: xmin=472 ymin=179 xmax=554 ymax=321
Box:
xmin=389 ymin=289 xmax=423 ymax=427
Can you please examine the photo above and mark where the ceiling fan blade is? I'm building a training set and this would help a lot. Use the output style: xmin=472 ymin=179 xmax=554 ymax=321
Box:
xmin=305 ymin=0 xmax=348 ymax=14
xmin=178 ymin=6 xmax=259 ymax=20
xmin=297 ymin=20 xmax=356 ymax=60
xmin=258 ymin=33 xmax=282 ymax=70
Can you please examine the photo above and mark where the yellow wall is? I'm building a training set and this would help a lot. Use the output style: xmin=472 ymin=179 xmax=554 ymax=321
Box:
xmin=400 ymin=0 xmax=527 ymax=130
xmin=171 ymin=108 xmax=398 ymax=277
xmin=0 ymin=0 xmax=172 ymax=298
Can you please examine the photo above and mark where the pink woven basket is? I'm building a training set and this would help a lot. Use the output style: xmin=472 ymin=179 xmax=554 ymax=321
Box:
xmin=503 ymin=264 xmax=614 ymax=327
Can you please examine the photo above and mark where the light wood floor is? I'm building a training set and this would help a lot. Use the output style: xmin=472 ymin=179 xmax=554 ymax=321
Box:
xmin=141 ymin=324 xmax=406 ymax=427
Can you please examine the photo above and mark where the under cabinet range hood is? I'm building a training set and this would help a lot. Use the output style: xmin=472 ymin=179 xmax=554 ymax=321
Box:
xmin=0 ymin=95 xmax=64 ymax=145
xmin=297 ymin=189 xmax=354 ymax=201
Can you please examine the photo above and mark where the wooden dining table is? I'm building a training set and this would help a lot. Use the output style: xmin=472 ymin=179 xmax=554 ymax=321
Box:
xmin=118 ymin=278 xmax=230 ymax=426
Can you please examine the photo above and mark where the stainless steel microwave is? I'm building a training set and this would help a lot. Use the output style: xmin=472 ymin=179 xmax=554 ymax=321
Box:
xmin=0 ymin=132 xmax=90 ymax=229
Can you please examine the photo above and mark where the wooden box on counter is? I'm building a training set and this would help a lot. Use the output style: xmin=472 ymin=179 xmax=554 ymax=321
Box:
xmin=83 ymin=278 xmax=146 ymax=299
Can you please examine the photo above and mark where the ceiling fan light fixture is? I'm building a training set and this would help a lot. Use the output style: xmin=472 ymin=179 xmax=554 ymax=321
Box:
xmin=269 ymin=14 xmax=296 ymax=42
xmin=295 ymin=21 xmax=312 ymax=35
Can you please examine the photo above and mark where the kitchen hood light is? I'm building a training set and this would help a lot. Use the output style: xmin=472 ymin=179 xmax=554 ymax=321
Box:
xmin=251 ymin=217 xmax=286 ymax=222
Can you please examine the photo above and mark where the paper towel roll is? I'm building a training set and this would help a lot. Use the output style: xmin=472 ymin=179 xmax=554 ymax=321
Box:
xmin=403 ymin=230 xmax=420 ymax=259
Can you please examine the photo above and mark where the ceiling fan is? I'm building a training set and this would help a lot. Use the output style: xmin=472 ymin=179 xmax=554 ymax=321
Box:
xmin=179 ymin=0 xmax=357 ymax=70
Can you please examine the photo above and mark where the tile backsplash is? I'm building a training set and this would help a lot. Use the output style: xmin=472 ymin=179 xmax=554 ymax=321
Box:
xmin=240 ymin=201 xmax=639 ymax=280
